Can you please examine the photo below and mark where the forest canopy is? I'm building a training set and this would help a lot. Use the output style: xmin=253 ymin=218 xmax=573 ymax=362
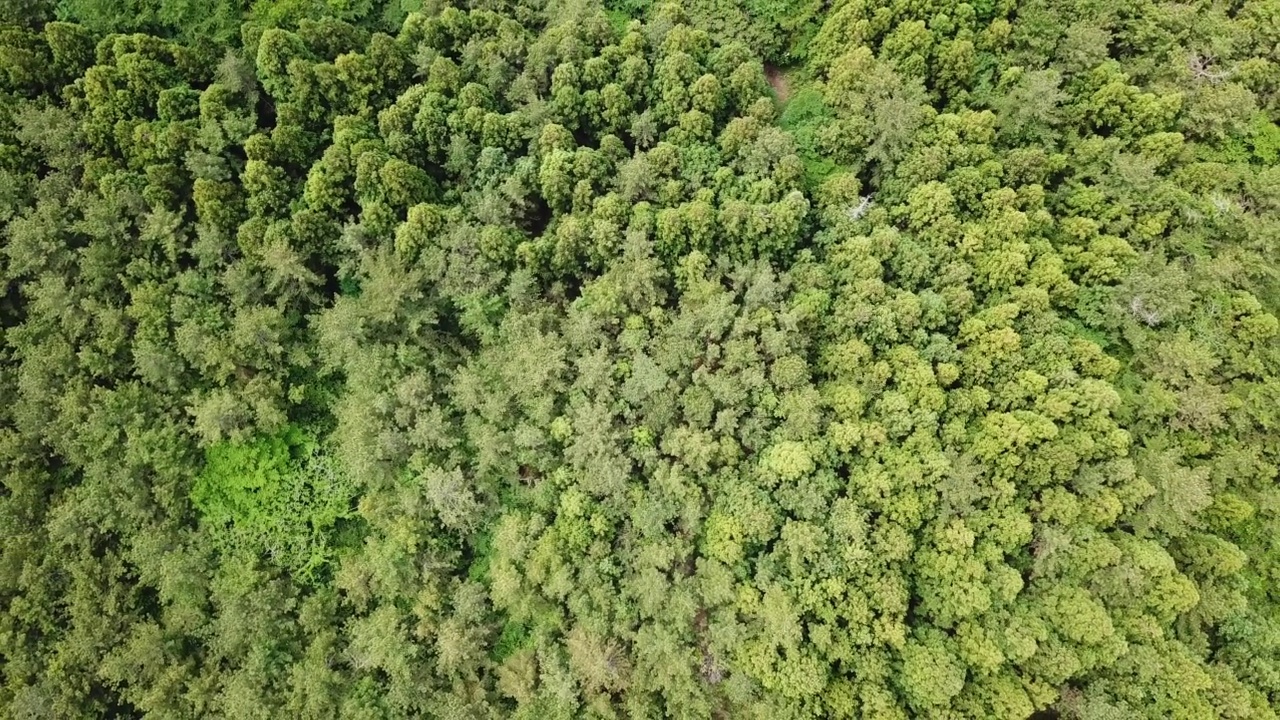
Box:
xmin=2 ymin=0 xmax=1280 ymax=717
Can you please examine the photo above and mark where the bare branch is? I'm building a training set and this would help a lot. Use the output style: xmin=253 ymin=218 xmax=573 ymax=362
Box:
xmin=847 ymin=195 xmax=873 ymax=220
xmin=1129 ymin=295 xmax=1161 ymax=327
xmin=1188 ymin=53 xmax=1233 ymax=83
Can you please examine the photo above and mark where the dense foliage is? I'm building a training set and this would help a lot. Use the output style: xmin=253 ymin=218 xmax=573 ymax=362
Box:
xmin=2 ymin=0 xmax=1280 ymax=717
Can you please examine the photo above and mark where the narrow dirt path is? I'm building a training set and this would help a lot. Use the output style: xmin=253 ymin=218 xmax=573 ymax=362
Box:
xmin=765 ymin=64 xmax=792 ymax=103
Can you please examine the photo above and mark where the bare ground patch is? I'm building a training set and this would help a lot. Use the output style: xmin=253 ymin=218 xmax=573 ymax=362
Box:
xmin=765 ymin=64 xmax=792 ymax=103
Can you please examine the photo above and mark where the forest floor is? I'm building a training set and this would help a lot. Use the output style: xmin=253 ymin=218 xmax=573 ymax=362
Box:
xmin=765 ymin=64 xmax=792 ymax=103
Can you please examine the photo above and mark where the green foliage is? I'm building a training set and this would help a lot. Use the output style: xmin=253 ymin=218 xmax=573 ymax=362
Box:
xmin=192 ymin=426 xmax=359 ymax=580
xmin=1248 ymin=113 xmax=1280 ymax=164
xmin=56 ymin=0 xmax=248 ymax=43
xmin=3 ymin=0 xmax=1280 ymax=717
xmin=778 ymin=85 xmax=839 ymax=185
